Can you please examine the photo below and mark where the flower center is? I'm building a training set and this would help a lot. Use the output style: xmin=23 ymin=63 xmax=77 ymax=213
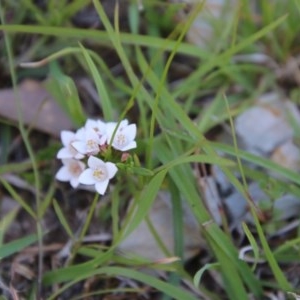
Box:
xmin=68 ymin=162 xmax=83 ymax=176
xmin=92 ymin=166 xmax=107 ymax=181
xmin=115 ymin=133 xmax=127 ymax=147
xmin=86 ymin=139 xmax=98 ymax=152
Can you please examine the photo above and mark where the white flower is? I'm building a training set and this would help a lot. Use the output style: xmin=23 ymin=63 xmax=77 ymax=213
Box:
xmin=78 ymin=156 xmax=118 ymax=195
xmin=85 ymin=119 xmax=107 ymax=145
xmin=106 ymin=119 xmax=137 ymax=151
xmin=56 ymin=159 xmax=86 ymax=188
xmin=57 ymin=130 xmax=84 ymax=160
xmin=72 ymin=127 xmax=102 ymax=156
xmin=106 ymin=119 xmax=128 ymax=129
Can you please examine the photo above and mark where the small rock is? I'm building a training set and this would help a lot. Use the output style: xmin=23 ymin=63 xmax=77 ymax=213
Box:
xmin=235 ymin=105 xmax=293 ymax=154
xmin=273 ymin=194 xmax=300 ymax=221
xmin=271 ymin=140 xmax=300 ymax=172
xmin=225 ymin=182 xmax=270 ymax=226
xmin=119 ymin=191 xmax=203 ymax=261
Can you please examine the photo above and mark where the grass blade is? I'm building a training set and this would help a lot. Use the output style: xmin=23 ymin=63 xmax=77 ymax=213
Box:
xmin=79 ymin=43 xmax=114 ymax=120
xmin=0 ymin=234 xmax=38 ymax=259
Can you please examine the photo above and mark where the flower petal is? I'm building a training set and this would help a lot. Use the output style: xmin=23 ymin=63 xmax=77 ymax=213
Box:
xmin=97 ymin=119 xmax=106 ymax=129
xmin=106 ymin=120 xmax=128 ymax=138
xmin=84 ymin=129 xmax=101 ymax=154
xmin=79 ymin=169 xmax=95 ymax=185
xmin=95 ymin=180 xmax=109 ymax=195
xmin=87 ymin=156 xmax=104 ymax=169
xmin=86 ymin=128 xmax=100 ymax=141
xmin=124 ymin=124 xmax=137 ymax=141
xmin=105 ymin=122 xmax=117 ymax=139
xmin=85 ymin=119 xmax=98 ymax=129
xmin=70 ymin=177 xmax=80 ymax=188
xmin=99 ymin=135 xmax=107 ymax=145
xmin=120 ymin=141 xmax=137 ymax=151
xmin=119 ymin=119 xmax=129 ymax=128
xmin=77 ymin=160 xmax=86 ymax=171
xmin=75 ymin=127 xmax=86 ymax=140
xmin=72 ymin=141 xmax=87 ymax=154
xmin=74 ymin=152 xmax=85 ymax=160
xmin=106 ymin=162 xmax=118 ymax=178
xmin=56 ymin=166 xmax=72 ymax=181
xmin=61 ymin=130 xmax=75 ymax=146
xmin=57 ymin=147 xmax=72 ymax=159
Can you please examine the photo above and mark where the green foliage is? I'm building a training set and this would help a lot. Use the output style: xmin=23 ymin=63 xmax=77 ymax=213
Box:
xmin=46 ymin=62 xmax=86 ymax=127
xmin=0 ymin=0 xmax=300 ymax=299
xmin=0 ymin=234 xmax=38 ymax=259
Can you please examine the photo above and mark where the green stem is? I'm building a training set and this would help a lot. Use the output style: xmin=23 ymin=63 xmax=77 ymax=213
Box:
xmin=0 ymin=3 xmax=43 ymax=297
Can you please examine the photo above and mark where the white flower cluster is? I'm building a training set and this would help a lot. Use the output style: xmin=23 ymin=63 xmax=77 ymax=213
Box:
xmin=55 ymin=119 xmax=137 ymax=195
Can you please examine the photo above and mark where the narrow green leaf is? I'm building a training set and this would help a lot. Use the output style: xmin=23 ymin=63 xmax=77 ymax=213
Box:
xmin=120 ymin=169 xmax=168 ymax=241
xmin=206 ymin=233 xmax=250 ymax=300
xmin=43 ymin=250 xmax=114 ymax=285
xmin=79 ymin=43 xmax=114 ymax=120
xmin=163 ymin=154 xmax=234 ymax=171
xmin=221 ymin=168 xmax=291 ymax=291
xmin=174 ymin=14 xmax=287 ymax=98
xmin=130 ymin=166 xmax=154 ymax=176
xmin=47 ymin=62 xmax=86 ymax=126
xmin=0 ymin=234 xmax=38 ymax=259
xmin=0 ymin=207 xmax=19 ymax=245
xmin=157 ymin=143 xmax=262 ymax=297
xmin=0 ymin=178 xmax=36 ymax=218
xmin=47 ymin=266 xmax=199 ymax=300
xmin=0 ymin=25 xmax=209 ymax=59
xmin=101 ymin=267 xmax=198 ymax=300
xmin=255 ymin=212 xmax=291 ymax=290
xmin=170 ymin=179 xmax=184 ymax=260
xmin=193 ymin=263 xmax=220 ymax=287
xmin=0 ymin=160 xmax=33 ymax=176
xmin=53 ymin=199 xmax=74 ymax=239
xmin=39 ymin=183 xmax=55 ymax=218
xmin=242 ymin=222 xmax=260 ymax=271
xmin=213 ymin=142 xmax=300 ymax=185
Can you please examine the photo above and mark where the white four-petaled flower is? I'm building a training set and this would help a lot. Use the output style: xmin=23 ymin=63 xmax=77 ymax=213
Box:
xmin=85 ymin=119 xmax=107 ymax=145
xmin=106 ymin=119 xmax=137 ymax=151
xmin=55 ymin=158 xmax=86 ymax=188
xmin=78 ymin=156 xmax=118 ymax=195
xmin=56 ymin=130 xmax=85 ymax=160
xmin=72 ymin=128 xmax=102 ymax=156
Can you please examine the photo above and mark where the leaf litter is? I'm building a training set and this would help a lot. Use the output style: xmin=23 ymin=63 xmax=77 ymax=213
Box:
xmin=0 ymin=79 xmax=72 ymax=137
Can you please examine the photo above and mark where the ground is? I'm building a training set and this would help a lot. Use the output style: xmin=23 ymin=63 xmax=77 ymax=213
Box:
xmin=0 ymin=1 xmax=300 ymax=299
